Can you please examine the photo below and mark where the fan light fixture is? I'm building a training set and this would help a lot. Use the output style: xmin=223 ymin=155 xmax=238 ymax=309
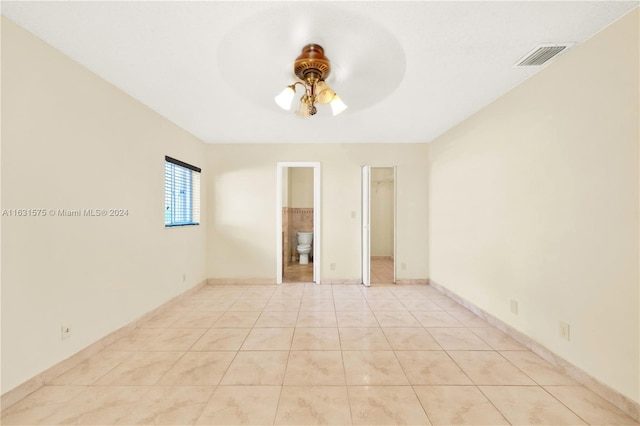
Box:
xmin=275 ymin=44 xmax=347 ymax=118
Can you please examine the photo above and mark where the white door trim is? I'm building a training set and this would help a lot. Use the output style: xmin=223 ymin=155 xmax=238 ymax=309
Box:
xmin=361 ymin=165 xmax=371 ymax=287
xmin=363 ymin=165 xmax=397 ymax=286
xmin=276 ymin=162 xmax=321 ymax=285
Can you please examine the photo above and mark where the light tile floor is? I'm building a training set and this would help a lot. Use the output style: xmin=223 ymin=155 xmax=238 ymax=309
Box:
xmin=2 ymin=283 xmax=638 ymax=425
xmin=371 ymin=258 xmax=394 ymax=284
xmin=283 ymin=262 xmax=313 ymax=283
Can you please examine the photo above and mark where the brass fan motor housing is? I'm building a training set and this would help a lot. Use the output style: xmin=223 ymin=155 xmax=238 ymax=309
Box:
xmin=294 ymin=44 xmax=331 ymax=85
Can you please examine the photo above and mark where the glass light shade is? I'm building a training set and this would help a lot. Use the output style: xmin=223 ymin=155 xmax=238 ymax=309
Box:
xmin=274 ymin=86 xmax=295 ymax=110
xmin=315 ymin=81 xmax=336 ymax=104
xmin=295 ymin=97 xmax=311 ymax=118
xmin=330 ymin=95 xmax=348 ymax=116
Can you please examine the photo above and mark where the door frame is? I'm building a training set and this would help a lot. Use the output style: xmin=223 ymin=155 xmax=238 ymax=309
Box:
xmin=362 ymin=165 xmax=397 ymax=286
xmin=276 ymin=162 xmax=321 ymax=285
xmin=361 ymin=166 xmax=371 ymax=286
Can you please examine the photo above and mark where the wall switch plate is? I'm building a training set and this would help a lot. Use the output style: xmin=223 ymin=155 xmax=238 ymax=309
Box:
xmin=559 ymin=321 xmax=570 ymax=341
xmin=330 ymin=263 xmax=336 ymax=270
xmin=401 ymin=262 xmax=406 ymax=270
xmin=510 ymin=299 xmax=518 ymax=315
xmin=351 ymin=210 xmax=356 ymax=219
xmin=182 ymin=273 xmax=186 ymax=282
xmin=61 ymin=324 xmax=72 ymax=340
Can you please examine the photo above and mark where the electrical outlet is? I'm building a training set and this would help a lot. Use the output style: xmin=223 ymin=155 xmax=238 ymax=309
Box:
xmin=510 ymin=299 xmax=518 ymax=315
xmin=401 ymin=262 xmax=406 ymax=270
xmin=61 ymin=324 xmax=72 ymax=340
xmin=351 ymin=210 xmax=356 ymax=219
xmin=559 ymin=321 xmax=570 ymax=341
xmin=330 ymin=263 xmax=336 ymax=270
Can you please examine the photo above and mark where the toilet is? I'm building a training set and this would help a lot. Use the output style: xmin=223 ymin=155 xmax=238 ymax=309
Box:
xmin=296 ymin=231 xmax=313 ymax=264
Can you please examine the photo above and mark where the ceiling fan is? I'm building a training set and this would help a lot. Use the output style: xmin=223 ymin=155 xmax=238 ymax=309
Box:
xmin=274 ymin=44 xmax=347 ymax=118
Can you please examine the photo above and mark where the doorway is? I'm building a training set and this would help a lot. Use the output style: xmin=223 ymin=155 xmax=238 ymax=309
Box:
xmin=362 ymin=166 xmax=396 ymax=286
xmin=276 ymin=162 xmax=321 ymax=284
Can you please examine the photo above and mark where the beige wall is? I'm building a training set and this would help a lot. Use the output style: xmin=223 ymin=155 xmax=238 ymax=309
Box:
xmin=428 ymin=9 xmax=639 ymax=403
xmin=206 ymin=143 xmax=428 ymax=281
xmin=371 ymin=167 xmax=394 ymax=257
xmin=1 ymin=18 xmax=207 ymax=393
xmin=288 ymin=167 xmax=314 ymax=208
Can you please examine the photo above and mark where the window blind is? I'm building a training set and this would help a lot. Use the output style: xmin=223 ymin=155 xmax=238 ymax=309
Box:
xmin=164 ymin=156 xmax=201 ymax=226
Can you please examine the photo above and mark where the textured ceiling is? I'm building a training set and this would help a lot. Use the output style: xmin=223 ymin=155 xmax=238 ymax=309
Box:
xmin=2 ymin=1 xmax=638 ymax=144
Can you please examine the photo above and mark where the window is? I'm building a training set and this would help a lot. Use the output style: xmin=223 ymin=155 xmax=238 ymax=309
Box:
xmin=164 ymin=156 xmax=201 ymax=227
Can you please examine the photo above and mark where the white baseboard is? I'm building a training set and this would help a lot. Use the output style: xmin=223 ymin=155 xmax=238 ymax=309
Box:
xmin=429 ymin=279 xmax=640 ymax=422
xmin=1 ymin=279 xmax=208 ymax=411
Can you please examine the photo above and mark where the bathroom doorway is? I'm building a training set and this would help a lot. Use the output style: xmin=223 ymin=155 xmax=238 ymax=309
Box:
xmin=276 ymin=162 xmax=321 ymax=284
xmin=362 ymin=166 xmax=396 ymax=286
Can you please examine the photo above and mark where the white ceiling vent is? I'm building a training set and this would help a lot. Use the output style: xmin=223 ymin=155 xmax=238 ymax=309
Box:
xmin=514 ymin=43 xmax=574 ymax=67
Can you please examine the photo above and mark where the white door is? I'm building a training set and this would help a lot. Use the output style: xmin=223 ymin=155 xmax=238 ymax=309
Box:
xmin=361 ymin=166 xmax=371 ymax=286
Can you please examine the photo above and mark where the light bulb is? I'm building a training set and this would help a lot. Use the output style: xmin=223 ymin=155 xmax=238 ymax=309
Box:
xmin=274 ymin=86 xmax=295 ymax=110
xmin=315 ymin=81 xmax=336 ymax=104
xmin=330 ymin=95 xmax=348 ymax=116
xmin=295 ymin=96 xmax=311 ymax=118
